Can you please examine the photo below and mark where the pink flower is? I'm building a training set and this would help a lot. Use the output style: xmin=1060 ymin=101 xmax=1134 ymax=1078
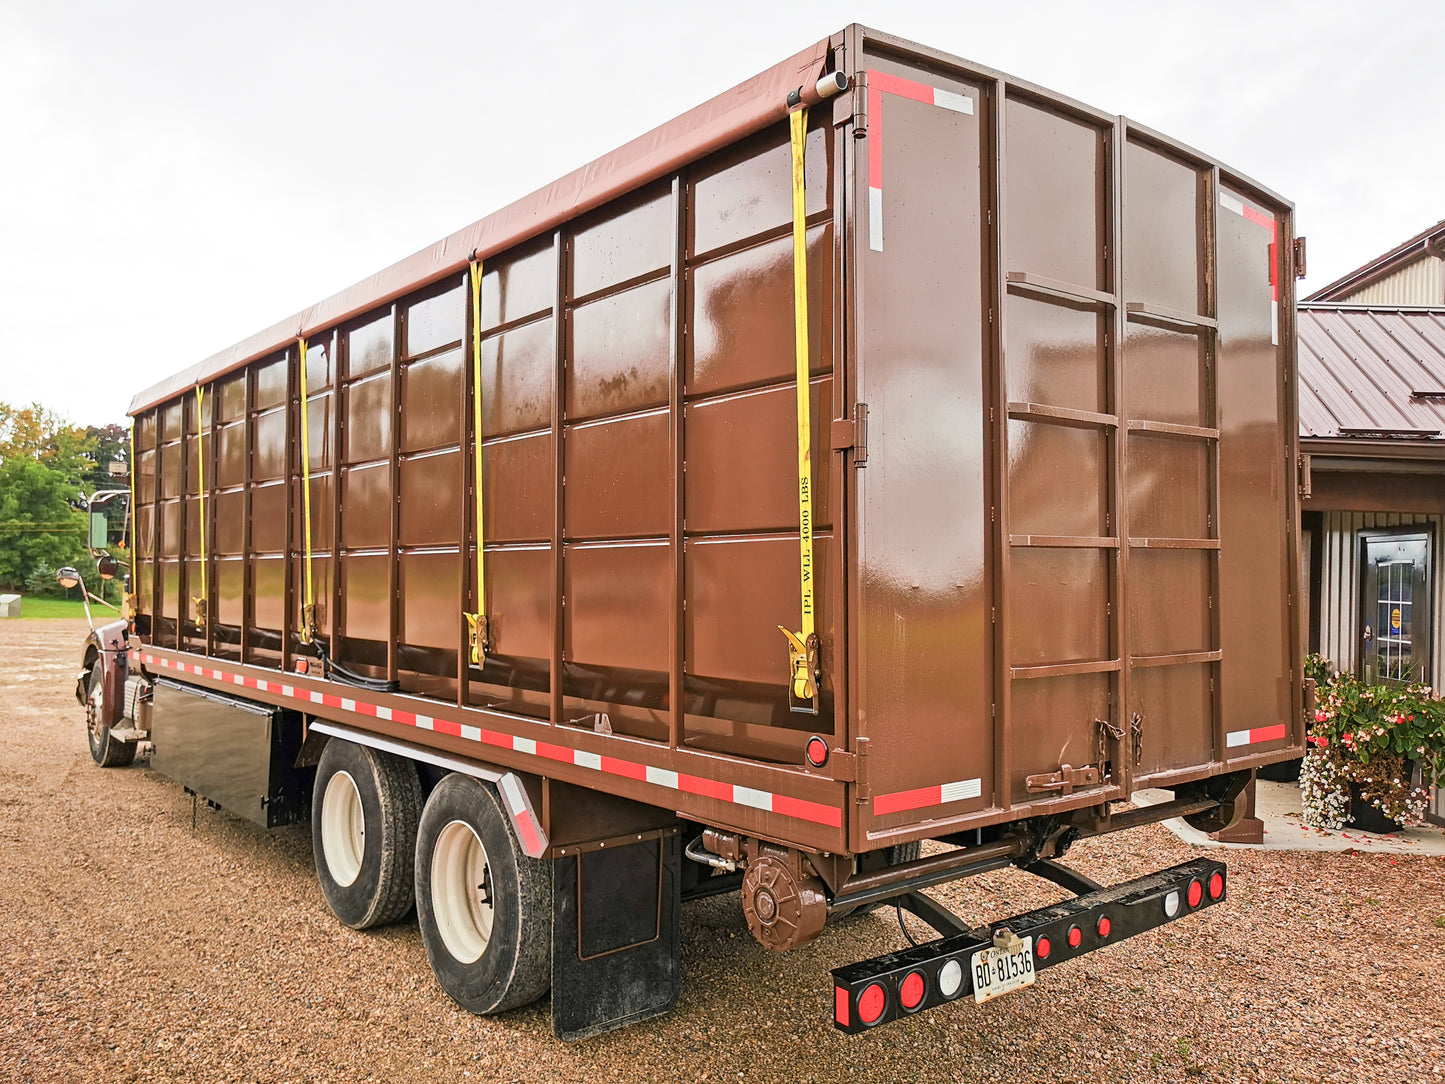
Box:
xmin=1315 ymin=710 xmax=1328 ymax=723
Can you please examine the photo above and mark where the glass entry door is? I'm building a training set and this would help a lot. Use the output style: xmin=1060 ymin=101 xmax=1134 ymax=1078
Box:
xmin=1359 ymin=531 xmax=1431 ymax=686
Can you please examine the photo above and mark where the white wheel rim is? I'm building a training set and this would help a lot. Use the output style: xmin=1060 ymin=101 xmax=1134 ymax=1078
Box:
xmin=431 ymin=819 xmax=495 ymax=964
xmin=321 ymin=771 xmax=365 ymax=887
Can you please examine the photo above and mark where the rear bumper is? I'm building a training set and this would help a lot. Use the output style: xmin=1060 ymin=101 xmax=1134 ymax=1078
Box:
xmin=831 ymin=857 xmax=1226 ymax=1032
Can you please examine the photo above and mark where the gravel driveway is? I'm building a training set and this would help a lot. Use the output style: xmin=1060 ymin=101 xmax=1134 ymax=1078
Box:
xmin=2 ymin=618 xmax=1441 ymax=1083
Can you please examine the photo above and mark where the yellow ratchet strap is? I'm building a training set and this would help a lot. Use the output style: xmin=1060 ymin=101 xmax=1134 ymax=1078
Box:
xmin=298 ymin=336 xmax=317 ymax=643
xmin=464 ymin=258 xmax=490 ymax=665
xmin=125 ymin=423 xmax=138 ymax=620
xmin=777 ymin=105 xmax=819 ymax=714
xmin=191 ymin=385 xmax=209 ymax=629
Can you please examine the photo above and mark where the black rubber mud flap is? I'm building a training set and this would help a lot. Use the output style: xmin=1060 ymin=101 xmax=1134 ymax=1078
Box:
xmin=551 ymin=832 xmax=681 ymax=1041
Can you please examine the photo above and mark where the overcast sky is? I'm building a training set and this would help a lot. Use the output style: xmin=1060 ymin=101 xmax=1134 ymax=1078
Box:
xmin=3 ymin=0 xmax=1441 ymax=428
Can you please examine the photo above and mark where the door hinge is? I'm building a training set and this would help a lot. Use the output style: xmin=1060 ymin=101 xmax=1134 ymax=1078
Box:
xmin=828 ymin=749 xmax=859 ymax=783
xmin=851 ymin=71 xmax=869 ymax=137
xmin=1025 ymin=764 xmax=1100 ymax=795
xmin=1293 ymin=237 xmax=1308 ymax=279
xmin=831 ymin=402 xmax=868 ymax=466
xmin=1298 ymin=452 xmax=1312 ymax=499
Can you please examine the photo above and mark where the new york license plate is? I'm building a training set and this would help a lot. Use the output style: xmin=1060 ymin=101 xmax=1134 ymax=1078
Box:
xmin=970 ymin=936 xmax=1036 ymax=1003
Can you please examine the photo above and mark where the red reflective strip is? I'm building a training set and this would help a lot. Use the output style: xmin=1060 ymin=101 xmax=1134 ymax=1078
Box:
xmin=834 ymin=986 xmax=850 ymax=1027
xmin=536 ymin=741 xmax=575 ymax=764
xmin=772 ymin=793 xmax=843 ymax=828
xmin=475 ymin=728 xmax=511 ymax=749
xmin=1241 ymin=204 xmax=1274 ymax=233
xmin=869 ymin=69 xmax=935 ymax=103
xmin=873 ymin=784 xmax=942 ymax=816
xmin=432 ymin=718 xmax=463 ymax=738
xmin=600 ymin=756 xmax=647 ymax=782
xmin=679 ymin=774 xmax=733 ymax=803
xmin=1249 ymin=723 xmax=1287 ymax=745
xmin=354 ymin=701 xmax=377 ymax=716
xmin=866 ymin=69 xmax=948 ymax=193
xmin=513 ymin=809 xmax=542 ymax=855
xmin=322 ymin=694 xmax=343 ymax=709
xmin=391 ymin=710 xmax=416 ymax=727
xmin=868 ymin=83 xmax=883 ymax=189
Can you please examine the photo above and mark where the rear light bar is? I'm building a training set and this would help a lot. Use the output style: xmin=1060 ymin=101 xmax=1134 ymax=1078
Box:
xmin=831 ymin=857 xmax=1226 ymax=1033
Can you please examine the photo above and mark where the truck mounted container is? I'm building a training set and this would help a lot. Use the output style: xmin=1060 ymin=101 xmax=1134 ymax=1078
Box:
xmin=73 ymin=24 xmax=1305 ymax=1038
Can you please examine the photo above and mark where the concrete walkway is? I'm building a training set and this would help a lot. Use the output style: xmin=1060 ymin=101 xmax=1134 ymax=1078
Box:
xmin=1134 ymin=779 xmax=1445 ymax=856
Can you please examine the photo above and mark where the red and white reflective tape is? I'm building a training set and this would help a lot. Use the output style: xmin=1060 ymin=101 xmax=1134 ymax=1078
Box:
xmin=136 ymin=651 xmax=841 ymax=828
xmin=1219 ymin=191 xmax=1278 ymax=345
xmin=873 ymin=776 xmax=982 ymax=816
xmin=1225 ymin=723 xmax=1287 ymax=749
xmin=867 ymin=69 xmax=976 ymax=252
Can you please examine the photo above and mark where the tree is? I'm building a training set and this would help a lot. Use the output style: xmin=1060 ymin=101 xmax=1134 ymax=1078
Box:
xmin=82 ymin=423 xmax=130 ymax=494
xmin=0 ymin=455 xmax=90 ymax=591
xmin=0 ymin=402 xmax=129 ymax=594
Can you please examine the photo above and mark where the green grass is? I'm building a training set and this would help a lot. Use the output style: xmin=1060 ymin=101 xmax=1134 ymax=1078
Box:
xmin=4 ymin=597 xmax=120 ymax=619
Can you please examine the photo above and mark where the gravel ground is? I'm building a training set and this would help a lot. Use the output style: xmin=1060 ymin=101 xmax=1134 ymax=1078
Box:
xmin=2 ymin=618 xmax=1442 ymax=1083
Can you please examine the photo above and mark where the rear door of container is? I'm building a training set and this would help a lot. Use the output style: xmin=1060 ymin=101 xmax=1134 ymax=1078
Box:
xmin=846 ymin=29 xmax=1301 ymax=852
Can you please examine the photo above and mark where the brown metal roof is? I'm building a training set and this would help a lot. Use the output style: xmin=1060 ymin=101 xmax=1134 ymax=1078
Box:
xmin=1297 ymin=303 xmax=1445 ymax=441
xmin=1304 ymin=219 xmax=1445 ymax=302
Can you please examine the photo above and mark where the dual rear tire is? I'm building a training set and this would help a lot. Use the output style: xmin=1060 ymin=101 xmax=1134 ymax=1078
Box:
xmin=310 ymin=743 xmax=549 ymax=1013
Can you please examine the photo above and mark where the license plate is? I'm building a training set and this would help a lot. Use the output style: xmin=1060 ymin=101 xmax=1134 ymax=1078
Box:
xmin=970 ymin=936 xmax=1036 ymax=1003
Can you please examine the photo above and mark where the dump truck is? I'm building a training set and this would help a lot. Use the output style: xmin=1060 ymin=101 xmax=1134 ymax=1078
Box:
xmin=73 ymin=24 xmax=1305 ymax=1039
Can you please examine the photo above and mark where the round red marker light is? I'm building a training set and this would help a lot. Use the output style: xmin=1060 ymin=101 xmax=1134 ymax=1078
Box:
xmin=1096 ymin=915 xmax=1111 ymax=938
xmin=899 ymin=971 xmax=926 ymax=1011
xmin=1067 ymin=924 xmax=1082 ymax=948
xmin=857 ymin=983 xmax=887 ymax=1025
xmin=805 ymin=735 xmax=829 ymax=768
xmin=1208 ymin=872 xmax=1225 ymax=900
xmin=1036 ymin=936 xmax=1052 ymax=960
xmin=1187 ymin=878 xmax=1204 ymax=908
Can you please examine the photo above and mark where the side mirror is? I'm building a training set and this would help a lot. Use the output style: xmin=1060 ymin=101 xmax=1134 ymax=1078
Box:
xmin=56 ymin=566 xmax=82 ymax=590
xmin=97 ymin=555 xmax=120 ymax=580
xmin=90 ymin=512 xmax=109 ymax=548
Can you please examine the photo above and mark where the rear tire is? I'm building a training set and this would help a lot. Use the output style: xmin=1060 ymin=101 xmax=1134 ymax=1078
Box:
xmin=311 ymin=739 xmax=422 ymax=929
xmin=415 ymin=774 xmax=551 ymax=1014
xmin=85 ymin=663 xmax=135 ymax=768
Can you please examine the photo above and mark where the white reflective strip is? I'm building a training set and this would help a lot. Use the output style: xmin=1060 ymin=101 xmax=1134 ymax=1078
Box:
xmin=941 ymin=778 xmax=983 ymax=803
xmin=732 ymin=785 xmax=773 ymax=811
xmin=310 ymin=691 xmax=324 ymax=704
xmin=375 ymin=705 xmax=392 ymax=721
xmin=514 ymin=736 xmax=537 ymax=755
xmin=1271 ymin=299 xmax=1279 ymax=346
xmin=1219 ymin=192 xmax=1246 ymax=217
xmin=415 ymin=715 xmax=435 ymax=730
xmin=210 ymin=669 xmax=222 ymax=679
xmin=932 ymin=88 xmax=974 ymax=115
xmin=646 ymin=766 xmax=680 ymax=789
xmin=256 ymin=680 xmax=270 ymax=692
xmin=869 ymin=187 xmax=884 ymax=252
xmin=341 ymin=698 xmax=356 ymax=712
xmin=1225 ymin=729 xmax=1251 ymax=748
xmin=460 ymin=724 xmax=481 ymax=742
xmin=232 ymin=674 xmax=244 ymax=685
xmin=498 ymin=773 xmax=525 ymax=814
xmin=281 ymin=685 xmax=294 ymax=698
xmin=575 ymin=750 xmax=602 ymax=771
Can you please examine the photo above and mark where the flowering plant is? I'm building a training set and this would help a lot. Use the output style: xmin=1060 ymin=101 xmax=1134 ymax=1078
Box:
xmin=1300 ymin=654 xmax=1445 ymax=829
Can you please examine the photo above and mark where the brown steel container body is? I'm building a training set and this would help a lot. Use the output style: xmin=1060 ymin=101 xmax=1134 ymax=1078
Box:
xmin=129 ymin=27 xmax=1302 ymax=857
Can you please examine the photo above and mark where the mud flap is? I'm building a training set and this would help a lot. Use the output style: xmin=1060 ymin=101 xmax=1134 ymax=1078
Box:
xmin=551 ymin=832 xmax=681 ymax=1041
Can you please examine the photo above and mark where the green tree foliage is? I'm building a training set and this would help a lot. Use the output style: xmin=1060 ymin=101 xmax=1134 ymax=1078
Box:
xmin=0 ymin=403 xmax=130 ymax=594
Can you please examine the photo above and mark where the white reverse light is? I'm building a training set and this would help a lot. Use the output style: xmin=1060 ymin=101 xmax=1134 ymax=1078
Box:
xmin=1164 ymin=890 xmax=1181 ymax=918
xmin=938 ymin=958 xmax=964 ymax=999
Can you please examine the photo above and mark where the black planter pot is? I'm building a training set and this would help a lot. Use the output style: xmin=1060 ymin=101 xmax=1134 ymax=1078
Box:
xmin=1347 ymin=784 xmax=1404 ymax=834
